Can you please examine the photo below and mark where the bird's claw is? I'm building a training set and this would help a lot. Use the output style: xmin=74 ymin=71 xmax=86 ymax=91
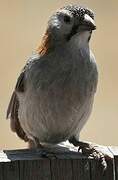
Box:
xmin=78 ymin=144 xmax=107 ymax=171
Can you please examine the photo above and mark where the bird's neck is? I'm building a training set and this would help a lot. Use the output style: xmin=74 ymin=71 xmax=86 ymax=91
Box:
xmin=37 ymin=30 xmax=67 ymax=56
xmin=36 ymin=30 xmax=90 ymax=61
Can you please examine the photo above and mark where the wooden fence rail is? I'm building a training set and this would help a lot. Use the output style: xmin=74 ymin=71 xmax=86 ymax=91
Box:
xmin=0 ymin=146 xmax=118 ymax=180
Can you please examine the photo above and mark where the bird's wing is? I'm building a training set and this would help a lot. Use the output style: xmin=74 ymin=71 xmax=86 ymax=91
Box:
xmin=6 ymin=53 xmax=40 ymax=142
xmin=6 ymin=70 xmax=29 ymax=141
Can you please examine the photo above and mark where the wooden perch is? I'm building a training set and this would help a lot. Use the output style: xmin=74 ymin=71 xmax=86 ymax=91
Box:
xmin=0 ymin=144 xmax=118 ymax=180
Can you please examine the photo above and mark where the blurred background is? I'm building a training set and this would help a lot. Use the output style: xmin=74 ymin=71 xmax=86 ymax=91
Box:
xmin=0 ymin=0 xmax=118 ymax=149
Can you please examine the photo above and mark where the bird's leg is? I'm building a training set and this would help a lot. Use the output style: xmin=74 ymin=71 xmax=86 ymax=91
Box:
xmin=28 ymin=137 xmax=43 ymax=149
xmin=69 ymin=136 xmax=108 ymax=171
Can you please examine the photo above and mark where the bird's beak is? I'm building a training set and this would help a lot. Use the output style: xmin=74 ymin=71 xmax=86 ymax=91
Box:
xmin=78 ymin=14 xmax=96 ymax=31
xmin=67 ymin=14 xmax=96 ymax=40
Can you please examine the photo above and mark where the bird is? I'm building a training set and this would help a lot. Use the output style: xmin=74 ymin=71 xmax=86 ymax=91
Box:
xmin=7 ymin=4 xmax=107 ymax=168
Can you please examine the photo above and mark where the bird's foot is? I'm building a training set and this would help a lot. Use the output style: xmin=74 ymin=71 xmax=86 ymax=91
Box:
xmin=69 ymin=137 xmax=113 ymax=171
xmin=77 ymin=141 xmax=114 ymax=171
xmin=28 ymin=137 xmax=43 ymax=149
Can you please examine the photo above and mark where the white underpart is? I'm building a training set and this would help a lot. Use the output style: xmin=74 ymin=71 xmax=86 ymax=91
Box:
xmin=18 ymin=90 xmax=94 ymax=144
xmin=70 ymin=30 xmax=91 ymax=49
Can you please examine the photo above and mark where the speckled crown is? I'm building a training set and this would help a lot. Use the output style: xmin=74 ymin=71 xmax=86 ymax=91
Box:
xmin=62 ymin=5 xmax=94 ymax=20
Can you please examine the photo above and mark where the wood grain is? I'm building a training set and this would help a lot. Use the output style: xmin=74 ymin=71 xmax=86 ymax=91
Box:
xmin=0 ymin=146 xmax=117 ymax=180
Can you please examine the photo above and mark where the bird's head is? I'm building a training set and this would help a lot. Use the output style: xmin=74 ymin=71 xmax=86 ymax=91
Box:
xmin=38 ymin=5 xmax=96 ymax=55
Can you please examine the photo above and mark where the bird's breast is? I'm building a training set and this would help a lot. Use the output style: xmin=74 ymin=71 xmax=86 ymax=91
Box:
xmin=18 ymin=77 xmax=94 ymax=144
xmin=18 ymin=48 xmax=98 ymax=144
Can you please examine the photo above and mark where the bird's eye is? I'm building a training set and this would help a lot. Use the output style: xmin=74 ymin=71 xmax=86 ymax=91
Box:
xmin=63 ymin=15 xmax=71 ymax=24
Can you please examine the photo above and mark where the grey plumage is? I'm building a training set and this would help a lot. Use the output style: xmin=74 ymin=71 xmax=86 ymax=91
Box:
xmin=7 ymin=5 xmax=98 ymax=147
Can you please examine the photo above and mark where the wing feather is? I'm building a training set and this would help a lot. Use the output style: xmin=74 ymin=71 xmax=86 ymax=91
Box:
xmin=6 ymin=71 xmax=28 ymax=141
xmin=6 ymin=54 xmax=40 ymax=142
